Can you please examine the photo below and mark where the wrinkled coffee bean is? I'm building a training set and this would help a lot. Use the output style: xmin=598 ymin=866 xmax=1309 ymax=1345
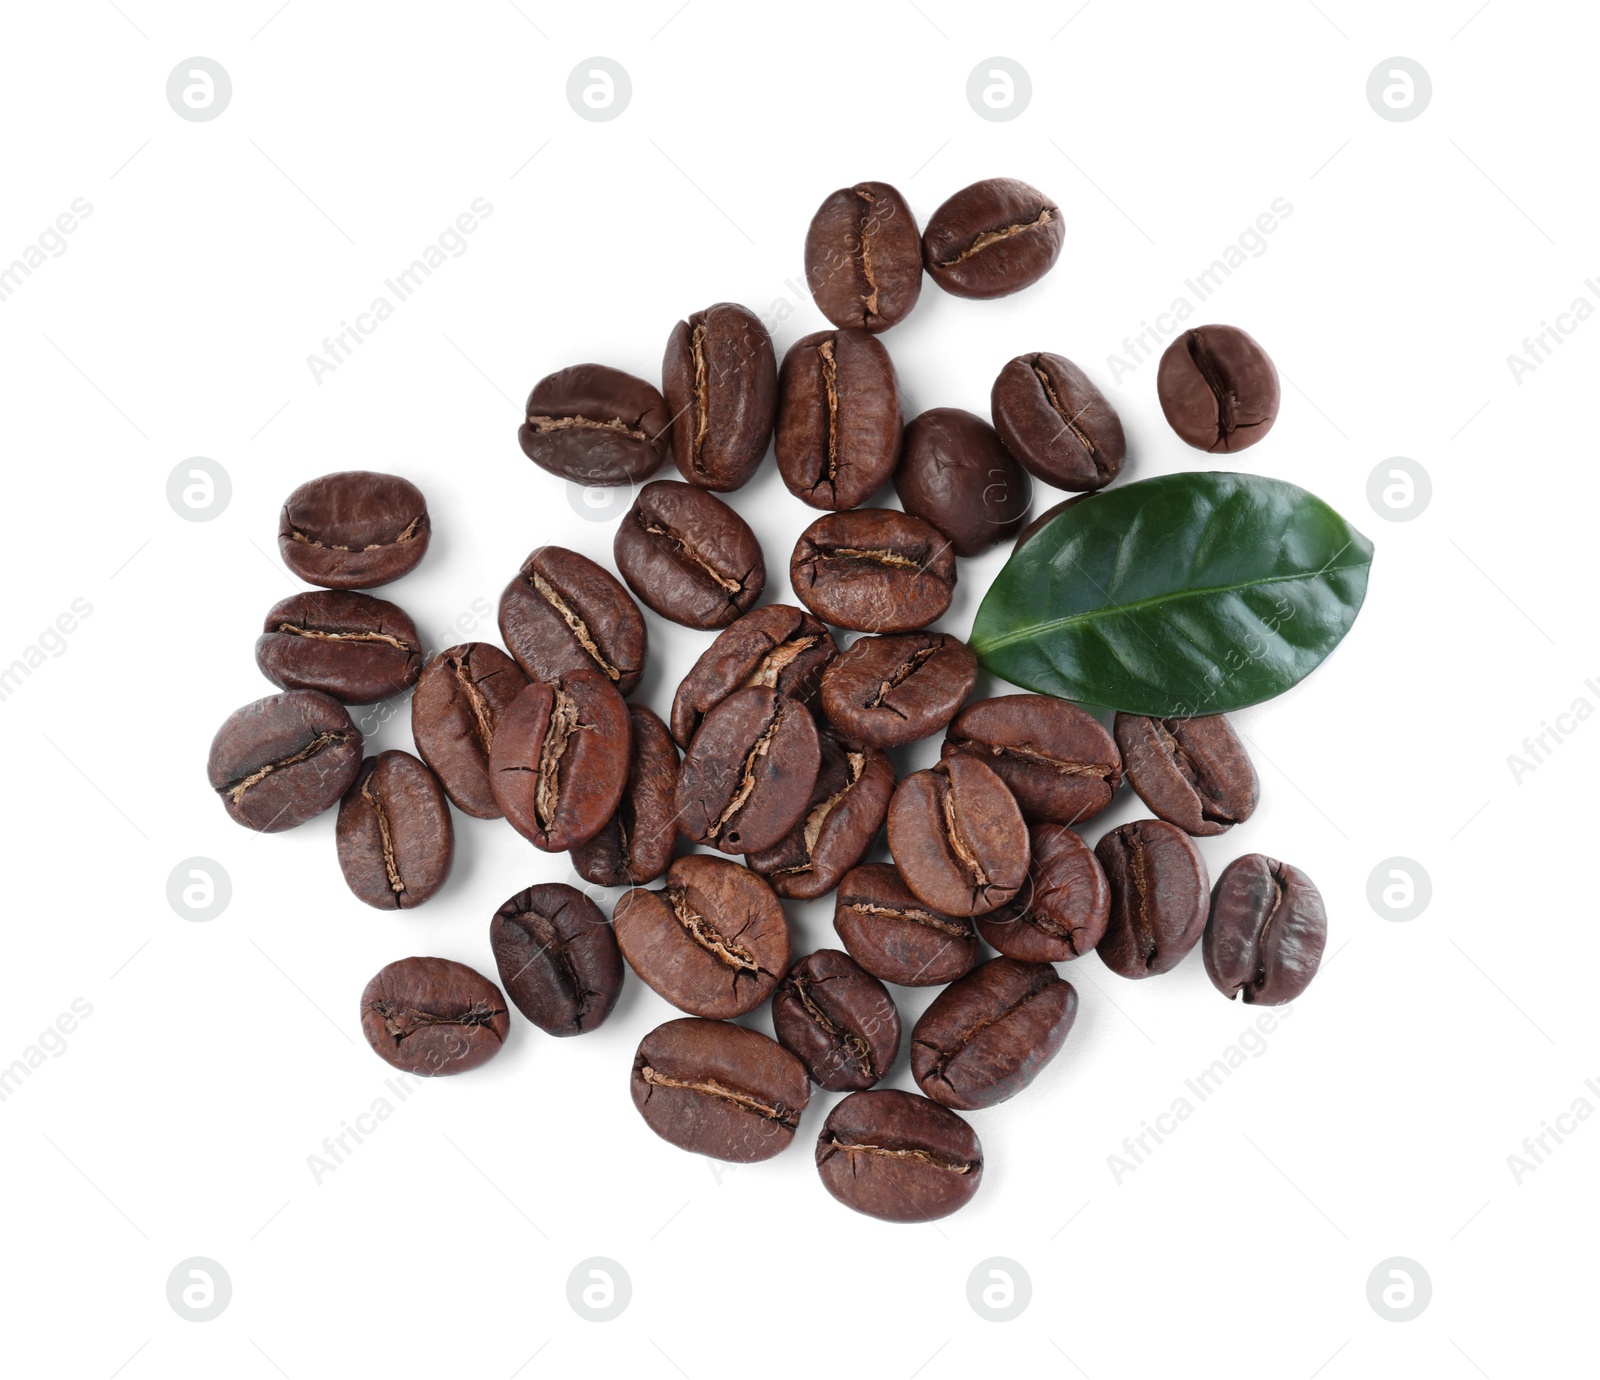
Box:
xmin=278 ymin=471 xmax=429 ymax=589
xmin=359 ymin=956 xmax=509 ymax=1076
xmin=1011 ymin=492 xmax=1094 ymax=553
xmin=773 ymin=949 xmax=901 ymax=1092
xmin=632 ymin=1017 xmax=810 ymax=1162
xmin=1205 ymin=854 xmax=1326 ymax=1005
xmin=804 ymin=181 xmax=923 ymax=333
xmin=820 ymin=631 xmax=976 ymax=749
xmin=833 ymin=862 xmax=980 ymax=986
xmin=776 ymin=328 xmax=902 ymax=510
xmin=943 ymin=695 xmax=1122 ymax=826
xmin=816 ymin=1089 xmax=982 ymax=1222
xmin=613 ymin=855 xmax=791 ymax=1018
xmin=991 ymin=352 xmax=1125 ymax=490
xmin=517 ymin=363 xmax=670 ymax=485
xmin=336 ymin=751 xmax=454 ymax=909
xmin=895 ymin=407 xmax=1031 ymax=557
xmin=207 ymin=689 xmax=362 ymax=832
xmin=662 ymin=302 xmax=777 ymax=492
xmin=614 ymin=480 xmax=765 ymax=629
xmin=886 ymin=756 xmax=1029 ymax=917
xmin=921 ymin=177 xmax=1063 ymax=300
xmin=489 ymin=883 xmax=624 ymax=1035
xmin=790 ymin=508 xmax=956 ymax=633
xmin=255 ymin=590 xmax=422 ymax=705
xmin=410 ymin=643 xmax=529 ymax=820
xmin=498 ymin=545 xmax=647 ymax=696
xmin=976 ymin=824 xmax=1109 ymax=962
xmin=1095 ymin=819 xmax=1210 ymax=978
xmin=1156 ymin=324 xmax=1280 ymax=453
xmin=571 ymin=704 xmax=681 ymax=887
xmin=1114 ymin=712 xmax=1258 ymax=836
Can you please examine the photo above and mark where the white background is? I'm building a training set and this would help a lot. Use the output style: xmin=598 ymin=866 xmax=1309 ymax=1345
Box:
xmin=0 ymin=1 xmax=1593 ymax=1375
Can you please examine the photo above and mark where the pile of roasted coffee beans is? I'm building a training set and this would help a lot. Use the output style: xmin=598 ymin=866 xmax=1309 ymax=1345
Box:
xmin=207 ymin=176 xmax=1325 ymax=1223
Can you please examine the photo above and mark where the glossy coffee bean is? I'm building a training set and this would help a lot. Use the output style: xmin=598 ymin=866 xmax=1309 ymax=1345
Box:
xmin=632 ymin=1017 xmax=810 ymax=1162
xmin=278 ymin=471 xmax=429 ymax=589
xmin=1205 ymin=854 xmax=1326 ymax=1005
xmin=976 ymin=824 xmax=1109 ymax=962
xmin=790 ymin=508 xmax=956 ymax=633
xmin=498 ymin=545 xmax=647 ymax=697
xmin=833 ymin=863 xmax=979 ymax=987
xmin=571 ymin=704 xmax=681 ymax=887
xmin=1011 ymin=492 xmax=1094 ymax=553
xmin=614 ymin=480 xmax=765 ymax=629
xmin=816 ymin=1089 xmax=982 ymax=1222
xmin=921 ymin=177 xmax=1063 ymax=300
xmin=887 ymin=757 xmax=1029 ymax=917
xmin=895 ymin=407 xmax=1031 ymax=557
xmin=804 ymin=181 xmax=923 ymax=333
xmin=255 ymin=590 xmax=422 ymax=705
xmin=613 ymin=856 xmax=791 ymax=1018
xmin=1114 ymin=712 xmax=1258 ymax=836
xmin=336 ymin=751 xmax=454 ymax=909
xmin=942 ymin=695 xmax=1122 ymax=826
xmin=773 ymin=949 xmax=901 ymax=1092
xmin=518 ymin=363 xmax=670 ymax=485
xmin=911 ymin=958 xmax=1077 ymax=1110
xmin=359 ymin=957 xmax=509 ymax=1076
xmin=662 ymin=302 xmax=777 ymax=491
xmin=991 ymin=352 xmax=1125 ymax=490
xmin=820 ymin=631 xmax=976 ymax=750
xmin=207 ymin=689 xmax=362 ymax=832
xmin=1095 ymin=819 xmax=1210 ymax=978
xmin=1156 ymin=324 xmax=1280 ymax=453
xmin=409 ymin=643 xmax=529 ymax=820
xmin=775 ymin=329 xmax=902 ymax=510
xmin=489 ymin=883 xmax=624 ymax=1035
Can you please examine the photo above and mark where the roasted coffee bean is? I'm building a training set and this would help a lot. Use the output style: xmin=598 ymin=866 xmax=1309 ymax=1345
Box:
xmin=816 ymin=1089 xmax=982 ymax=1222
xmin=207 ymin=689 xmax=362 ymax=832
xmin=976 ymin=824 xmax=1109 ymax=962
xmin=775 ymin=329 xmax=902 ymax=510
xmin=662 ymin=302 xmax=777 ymax=491
xmin=1095 ymin=819 xmax=1210 ymax=978
xmin=942 ymin=695 xmax=1122 ymax=826
xmin=1156 ymin=324 xmax=1280 ymax=453
xmin=833 ymin=863 xmax=980 ymax=987
xmin=886 ymin=757 xmax=1029 ymax=917
xmin=911 ymin=958 xmax=1077 ymax=1110
xmin=675 ymin=687 xmax=820 ymax=854
xmin=895 ymin=407 xmax=1031 ymax=557
xmin=921 ymin=177 xmax=1063 ymax=300
xmin=804 ymin=181 xmax=923 ymax=333
xmin=255 ymin=590 xmax=422 ymax=705
xmin=820 ymin=631 xmax=976 ymax=749
xmin=336 ymin=751 xmax=453 ymax=909
xmin=614 ymin=480 xmax=765 ymax=629
xmin=498 ymin=545 xmax=647 ymax=696
xmin=359 ymin=956 xmax=509 ymax=1076
xmin=517 ymin=363 xmax=670 ymax=485
xmin=571 ymin=705 xmax=681 ymax=887
xmin=278 ymin=471 xmax=429 ymax=589
xmin=410 ymin=643 xmax=529 ymax=820
xmin=613 ymin=855 xmax=791 ymax=1018
xmin=1114 ymin=712 xmax=1258 ymax=836
xmin=991 ymin=352 xmax=1125 ymax=490
xmin=746 ymin=729 xmax=894 ymax=900
xmin=632 ymin=1017 xmax=810 ymax=1162
xmin=1204 ymin=854 xmax=1326 ymax=1005
xmin=669 ymin=604 xmax=835 ymax=749
xmin=790 ymin=508 xmax=956 ymax=633
xmin=488 ymin=670 xmax=630 ymax=851
xmin=489 ymin=883 xmax=624 ymax=1035
xmin=773 ymin=949 xmax=901 ymax=1092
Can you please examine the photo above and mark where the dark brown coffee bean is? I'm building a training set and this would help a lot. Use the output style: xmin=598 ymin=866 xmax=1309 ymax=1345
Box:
xmin=207 ymin=689 xmax=362 ymax=832
xmin=1156 ymin=324 xmax=1280 ymax=453
xmin=613 ymin=855 xmax=791 ymax=1018
xmin=943 ymin=695 xmax=1122 ymax=826
xmin=886 ymin=757 xmax=1029 ymax=917
xmin=278 ymin=471 xmax=429 ymax=589
xmin=409 ymin=643 xmax=529 ymax=820
xmin=790 ymin=509 xmax=956 ymax=634
xmin=775 ymin=329 xmax=902 ymax=510
xmin=804 ymin=181 xmax=923 ymax=333
xmin=833 ymin=863 xmax=979 ymax=986
xmin=991 ymin=352 xmax=1125 ymax=490
xmin=662 ymin=302 xmax=777 ymax=491
xmin=336 ymin=751 xmax=453 ymax=909
xmin=632 ymin=1017 xmax=810 ymax=1162
xmin=498 ymin=545 xmax=647 ymax=696
xmin=911 ymin=958 xmax=1077 ymax=1110
xmin=921 ymin=178 xmax=1063 ymax=300
xmin=1095 ymin=819 xmax=1210 ymax=978
xmin=1205 ymin=854 xmax=1326 ymax=1005
xmin=489 ymin=883 xmax=624 ymax=1035
xmin=669 ymin=604 xmax=835 ymax=749
xmin=895 ymin=408 xmax=1031 ymax=557
xmin=614 ymin=480 xmax=765 ymax=629
xmin=488 ymin=671 xmax=630 ymax=851
xmin=675 ymin=687 xmax=820 ymax=854
xmin=745 ymin=729 xmax=894 ymax=900
xmin=359 ymin=956 xmax=509 ymax=1076
xmin=976 ymin=824 xmax=1109 ymax=962
xmin=1114 ymin=712 xmax=1258 ymax=836
xmin=571 ymin=704 xmax=681 ymax=887
xmin=255 ymin=590 xmax=422 ymax=705
xmin=816 ymin=1089 xmax=982 ymax=1222
xmin=518 ymin=363 xmax=670 ymax=485
xmin=820 ymin=632 xmax=976 ymax=750
xmin=773 ymin=949 xmax=900 ymax=1092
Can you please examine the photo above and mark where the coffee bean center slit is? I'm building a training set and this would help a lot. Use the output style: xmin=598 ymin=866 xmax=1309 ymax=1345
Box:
xmin=225 ymin=729 xmax=350 ymax=804
xmin=531 ymin=570 xmax=622 ymax=681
